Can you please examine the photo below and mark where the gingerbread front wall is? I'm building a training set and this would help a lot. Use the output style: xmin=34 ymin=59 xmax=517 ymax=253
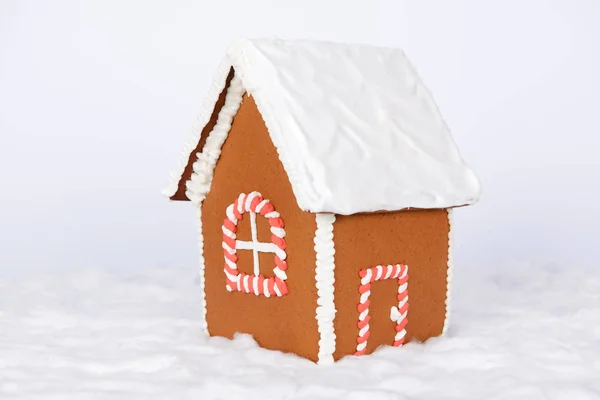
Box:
xmin=200 ymin=91 xmax=449 ymax=362
xmin=202 ymin=94 xmax=322 ymax=361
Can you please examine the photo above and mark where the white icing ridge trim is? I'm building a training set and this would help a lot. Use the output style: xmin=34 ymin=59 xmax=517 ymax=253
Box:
xmin=442 ymin=208 xmax=453 ymax=335
xmin=163 ymin=59 xmax=233 ymax=198
xmin=196 ymin=206 xmax=208 ymax=335
xmin=314 ymin=213 xmax=337 ymax=365
xmin=184 ymin=74 xmax=246 ymax=203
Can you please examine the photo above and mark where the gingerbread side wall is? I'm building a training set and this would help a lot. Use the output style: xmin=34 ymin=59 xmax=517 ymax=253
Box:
xmin=202 ymin=94 xmax=321 ymax=361
xmin=332 ymin=209 xmax=450 ymax=360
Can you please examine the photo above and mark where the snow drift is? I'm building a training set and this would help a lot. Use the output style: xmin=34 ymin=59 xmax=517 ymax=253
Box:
xmin=1 ymin=263 xmax=599 ymax=399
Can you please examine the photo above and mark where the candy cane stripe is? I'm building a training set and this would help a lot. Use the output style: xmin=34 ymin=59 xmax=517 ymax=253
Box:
xmin=243 ymin=275 xmax=250 ymax=293
xmin=269 ymin=218 xmax=284 ymax=228
xmin=221 ymin=192 xmax=289 ymax=297
xmin=255 ymin=199 xmax=269 ymax=214
xmin=223 ymin=251 xmax=238 ymax=263
xmin=223 ymin=218 xmax=237 ymax=233
xmin=244 ymin=192 xmax=259 ymax=212
xmin=354 ymin=264 xmax=409 ymax=356
xmin=259 ymin=203 xmax=275 ymax=216
xmin=274 ymin=256 xmax=287 ymax=271
xmin=273 ymin=268 xmax=287 ymax=280
xmin=224 ymin=257 xmax=236 ymax=269
xmin=226 ymin=205 xmax=238 ymax=223
xmin=270 ymin=227 xmax=286 ymax=237
xmin=384 ymin=265 xmax=393 ymax=279
xmin=249 ymin=196 xmax=262 ymax=211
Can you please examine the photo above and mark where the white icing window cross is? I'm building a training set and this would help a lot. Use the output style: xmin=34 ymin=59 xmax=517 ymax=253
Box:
xmin=235 ymin=211 xmax=280 ymax=276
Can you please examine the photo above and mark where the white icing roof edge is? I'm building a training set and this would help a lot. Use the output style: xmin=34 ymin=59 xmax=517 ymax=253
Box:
xmin=165 ymin=38 xmax=481 ymax=215
xmin=162 ymin=59 xmax=232 ymax=199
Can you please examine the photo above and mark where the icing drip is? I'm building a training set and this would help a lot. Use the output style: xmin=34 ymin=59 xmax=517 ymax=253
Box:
xmin=314 ymin=213 xmax=337 ymax=365
xmin=184 ymin=75 xmax=246 ymax=203
xmin=354 ymin=264 xmax=409 ymax=356
xmin=442 ymin=208 xmax=453 ymax=335
xmin=196 ymin=206 xmax=208 ymax=335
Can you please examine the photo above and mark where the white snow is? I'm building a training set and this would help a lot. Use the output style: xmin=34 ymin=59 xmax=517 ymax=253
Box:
xmin=2 ymin=263 xmax=599 ymax=399
xmin=168 ymin=38 xmax=481 ymax=214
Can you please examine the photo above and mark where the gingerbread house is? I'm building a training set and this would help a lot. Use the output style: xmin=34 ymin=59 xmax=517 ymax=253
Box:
xmin=164 ymin=39 xmax=481 ymax=364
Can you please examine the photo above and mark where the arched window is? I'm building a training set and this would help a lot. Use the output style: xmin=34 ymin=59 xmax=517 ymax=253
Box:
xmin=221 ymin=191 xmax=289 ymax=297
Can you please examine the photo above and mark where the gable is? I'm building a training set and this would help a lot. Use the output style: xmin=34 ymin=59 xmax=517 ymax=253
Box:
xmin=201 ymin=93 xmax=321 ymax=360
xmin=165 ymin=39 xmax=481 ymax=214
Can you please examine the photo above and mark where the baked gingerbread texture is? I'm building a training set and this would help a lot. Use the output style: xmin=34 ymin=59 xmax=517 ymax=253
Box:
xmin=165 ymin=39 xmax=481 ymax=364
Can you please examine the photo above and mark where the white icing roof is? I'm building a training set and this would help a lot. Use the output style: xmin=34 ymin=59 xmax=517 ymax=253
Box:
xmin=168 ymin=38 xmax=481 ymax=215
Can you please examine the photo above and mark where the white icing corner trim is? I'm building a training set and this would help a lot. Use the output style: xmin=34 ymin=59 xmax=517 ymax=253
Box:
xmin=184 ymin=75 xmax=246 ymax=203
xmin=197 ymin=206 xmax=208 ymax=335
xmin=442 ymin=208 xmax=454 ymax=335
xmin=314 ymin=213 xmax=336 ymax=365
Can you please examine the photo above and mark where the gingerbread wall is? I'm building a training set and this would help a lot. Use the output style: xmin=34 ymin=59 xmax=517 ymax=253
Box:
xmin=201 ymin=93 xmax=321 ymax=361
xmin=332 ymin=210 xmax=450 ymax=360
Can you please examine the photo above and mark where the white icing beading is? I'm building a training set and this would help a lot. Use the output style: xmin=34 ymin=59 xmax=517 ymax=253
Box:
xmin=314 ymin=213 xmax=337 ymax=365
xmin=196 ymin=206 xmax=208 ymax=335
xmin=184 ymin=75 xmax=246 ymax=203
xmin=163 ymin=60 xmax=233 ymax=198
xmin=442 ymin=208 xmax=453 ymax=335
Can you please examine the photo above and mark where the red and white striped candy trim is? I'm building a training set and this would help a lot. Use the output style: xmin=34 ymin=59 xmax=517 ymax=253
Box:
xmin=222 ymin=191 xmax=289 ymax=297
xmin=355 ymin=264 xmax=409 ymax=356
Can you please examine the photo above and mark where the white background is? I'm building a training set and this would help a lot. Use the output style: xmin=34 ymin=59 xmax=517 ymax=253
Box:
xmin=1 ymin=0 xmax=599 ymax=273
xmin=2 ymin=3 xmax=600 ymax=398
